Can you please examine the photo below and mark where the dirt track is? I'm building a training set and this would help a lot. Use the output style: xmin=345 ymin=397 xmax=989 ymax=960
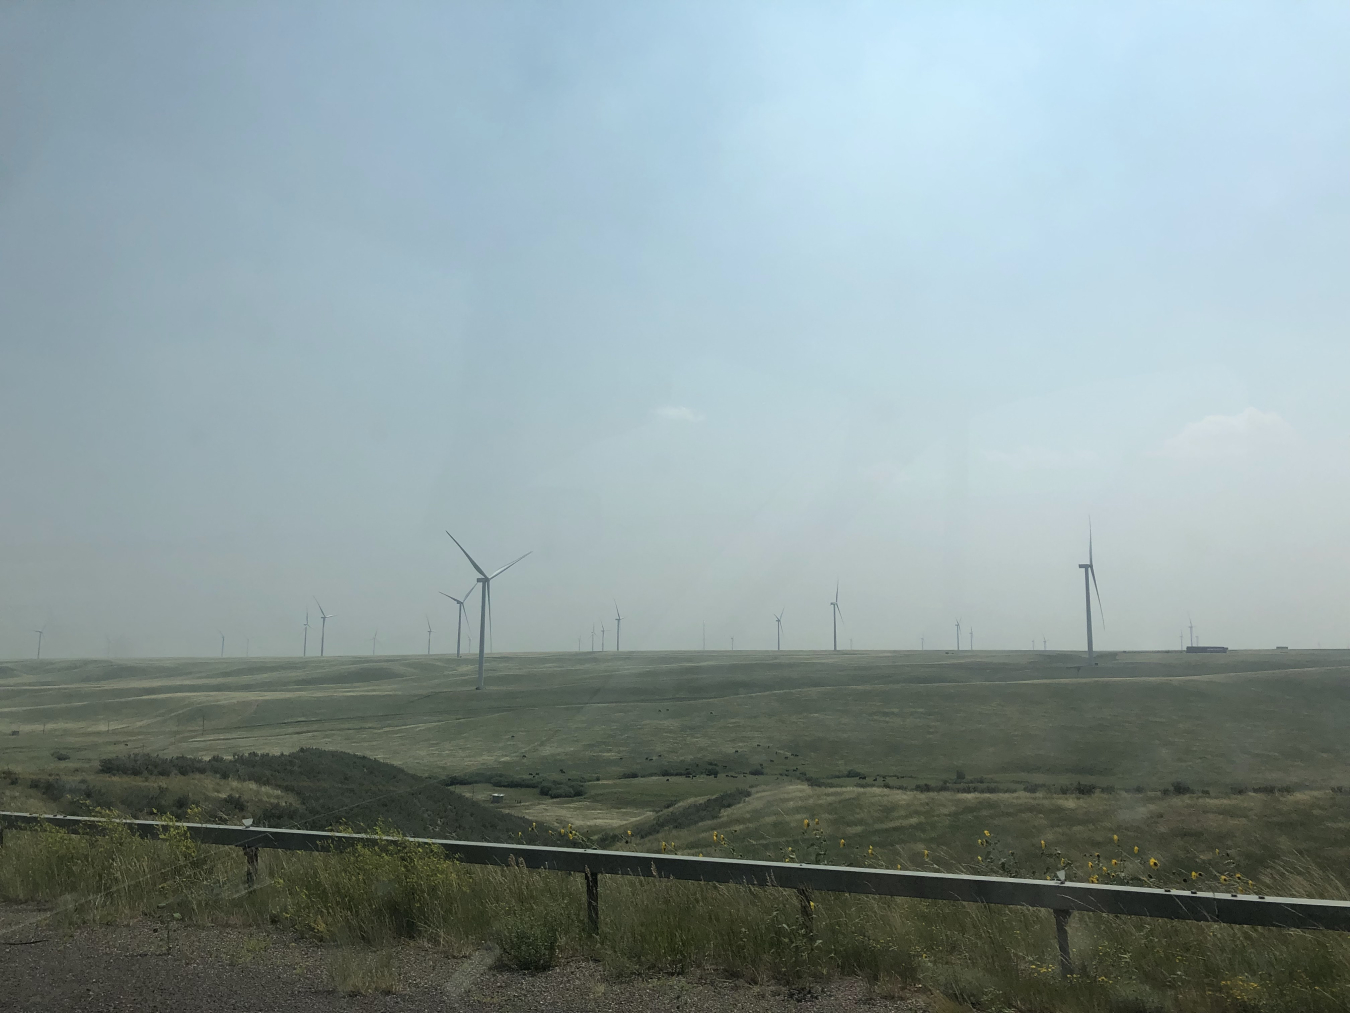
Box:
xmin=0 ymin=912 xmax=932 ymax=1012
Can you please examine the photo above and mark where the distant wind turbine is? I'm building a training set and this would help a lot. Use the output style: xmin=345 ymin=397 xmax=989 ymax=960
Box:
xmin=439 ymin=585 xmax=477 ymax=658
xmin=969 ymin=628 xmax=974 ymax=651
xmin=614 ymin=602 xmax=623 ymax=652
xmin=219 ymin=632 xmax=225 ymax=658
xmin=426 ymin=616 xmax=433 ymax=655
xmin=371 ymin=630 xmax=379 ymax=656
xmin=830 ymin=583 xmax=843 ymax=651
xmin=445 ymin=532 xmax=531 ymax=691
xmin=314 ymin=598 xmax=334 ymax=657
xmin=1188 ymin=615 xmax=1195 ymax=648
xmin=34 ymin=627 xmax=44 ymax=660
xmin=591 ymin=624 xmax=595 ymax=652
xmin=1078 ymin=523 xmax=1105 ymax=665
xmin=774 ymin=608 xmax=784 ymax=650
xmin=955 ymin=620 xmax=961 ymax=651
xmin=303 ymin=611 xmax=311 ymax=657
xmin=600 ymin=621 xmax=606 ymax=652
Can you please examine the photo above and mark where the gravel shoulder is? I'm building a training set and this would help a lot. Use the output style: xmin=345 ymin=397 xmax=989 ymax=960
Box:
xmin=0 ymin=906 xmax=935 ymax=1012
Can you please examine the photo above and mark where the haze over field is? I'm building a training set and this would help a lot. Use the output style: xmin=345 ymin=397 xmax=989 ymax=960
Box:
xmin=3 ymin=4 xmax=1350 ymax=658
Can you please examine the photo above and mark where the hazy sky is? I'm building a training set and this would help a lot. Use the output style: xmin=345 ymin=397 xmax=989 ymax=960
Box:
xmin=3 ymin=2 xmax=1349 ymax=659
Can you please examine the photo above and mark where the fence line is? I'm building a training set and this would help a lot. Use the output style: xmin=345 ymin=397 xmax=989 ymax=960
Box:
xmin=4 ymin=810 xmax=1348 ymax=976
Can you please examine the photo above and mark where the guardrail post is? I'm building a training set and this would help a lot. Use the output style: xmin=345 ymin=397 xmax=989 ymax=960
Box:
xmin=585 ymin=868 xmax=599 ymax=934
xmin=1054 ymin=909 xmax=1073 ymax=977
xmin=797 ymin=887 xmax=814 ymax=935
xmin=243 ymin=846 xmax=259 ymax=888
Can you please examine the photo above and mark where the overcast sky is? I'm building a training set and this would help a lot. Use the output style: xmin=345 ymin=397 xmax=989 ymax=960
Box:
xmin=3 ymin=2 xmax=1349 ymax=659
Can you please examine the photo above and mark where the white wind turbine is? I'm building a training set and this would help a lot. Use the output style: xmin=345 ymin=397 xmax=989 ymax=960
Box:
xmin=303 ymin=611 xmax=310 ymax=657
xmin=1078 ymin=523 xmax=1105 ymax=665
xmin=426 ymin=615 xmax=433 ymax=656
xmin=955 ymin=619 xmax=961 ymax=650
xmin=33 ymin=627 xmax=45 ymax=659
xmin=830 ymin=584 xmax=843 ymax=651
xmin=219 ymin=631 xmax=225 ymax=658
xmin=445 ymin=532 xmax=530 ymax=691
xmin=600 ymin=621 xmax=606 ymax=652
xmin=314 ymin=598 xmax=334 ymax=657
xmin=774 ymin=608 xmax=784 ymax=650
xmin=439 ymin=584 xmax=477 ymax=658
xmin=614 ymin=602 xmax=624 ymax=651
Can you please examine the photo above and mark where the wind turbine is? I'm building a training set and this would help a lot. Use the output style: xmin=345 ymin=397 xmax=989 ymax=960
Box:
xmin=445 ymin=532 xmax=531 ymax=691
xmin=314 ymin=598 xmax=333 ymax=657
xmin=1078 ymin=524 xmax=1104 ymax=665
xmin=591 ymin=624 xmax=596 ymax=652
xmin=371 ymin=630 xmax=379 ymax=656
xmin=33 ymin=627 xmax=44 ymax=659
xmin=1188 ymin=615 xmax=1195 ymax=648
xmin=219 ymin=632 xmax=225 ymax=658
xmin=830 ymin=583 xmax=843 ymax=651
xmin=774 ymin=608 xmax=784 ymax=650
xmin=600 ymin=621 xmax=606 ymax=652
xmin=969 ymin=628 xmax=974 ymax=651
xmin=303 ymin=611 xmax=311 ymax=657
xmin=955 ymin=620 xmax=961 ymax=650
xmin=439 ymin=585 xmax=477 ymax=658
xmin=426 ymin=616 xmax=433 ymax=655
xmin=614 ymin=602 xmax=623 ymax=651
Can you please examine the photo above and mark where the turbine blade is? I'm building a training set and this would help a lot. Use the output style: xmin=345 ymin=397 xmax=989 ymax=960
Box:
xmin=446 ymin=531 xmax=488 ymax=577
xmin=1090 ymin=566 xmax=1104 ymax=628
xmin=488 ymin=550 xmax=532 ymax=580
xmin=439 ymin=591 xmax=464 ymax=604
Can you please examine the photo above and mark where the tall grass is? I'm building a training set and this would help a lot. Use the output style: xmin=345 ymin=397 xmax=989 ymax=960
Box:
xmin=2 ymin=822 xmax=1349 ymax=1011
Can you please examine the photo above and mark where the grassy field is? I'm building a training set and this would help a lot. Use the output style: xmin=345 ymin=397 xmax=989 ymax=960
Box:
xmin=3 ymin=648 xmax=1348 ymax=881
xmin=3 ymin=648 xmax=1349 ymax=791
xmin=5 ymin=649 xmax=1350 ymax=1008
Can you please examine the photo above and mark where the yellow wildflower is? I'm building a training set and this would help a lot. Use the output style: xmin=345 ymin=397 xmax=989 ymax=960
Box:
xmin=1149 ymin=858 xmax=1160 ymax=869
xmin=1113 ymin=834 xmax=1118 ymax=844
xmin=839 ymin=838 xmax=846 ymax=847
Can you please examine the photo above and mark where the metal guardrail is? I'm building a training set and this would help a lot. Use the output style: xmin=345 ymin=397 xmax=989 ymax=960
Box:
xmin=4 ymin=810 xmax=1348 ymax=976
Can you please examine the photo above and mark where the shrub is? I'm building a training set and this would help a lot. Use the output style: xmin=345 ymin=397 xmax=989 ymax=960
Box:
xmin=494 ymin=917 xmax=559 ymax=972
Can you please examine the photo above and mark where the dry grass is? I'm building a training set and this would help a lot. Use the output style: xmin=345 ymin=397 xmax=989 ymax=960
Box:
xmin=2 ymin=818 xmax=1349 ymax=1010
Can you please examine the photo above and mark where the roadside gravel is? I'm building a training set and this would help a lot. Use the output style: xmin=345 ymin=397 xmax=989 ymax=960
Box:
xmin=0 ymin=910 xmax=935 ymax=1012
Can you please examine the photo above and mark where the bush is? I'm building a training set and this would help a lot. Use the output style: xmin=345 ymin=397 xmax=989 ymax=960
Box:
xmin=494 ymin=917 xmax=559 ymax=972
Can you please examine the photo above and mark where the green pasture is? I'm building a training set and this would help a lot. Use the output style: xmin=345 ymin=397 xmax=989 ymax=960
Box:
xmin=2 ymin=649 xmax=1347 ymax=792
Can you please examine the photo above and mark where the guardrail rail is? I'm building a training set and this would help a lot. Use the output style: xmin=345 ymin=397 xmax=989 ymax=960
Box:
xmin=4 ymin=810 xmax=1347 ymax=977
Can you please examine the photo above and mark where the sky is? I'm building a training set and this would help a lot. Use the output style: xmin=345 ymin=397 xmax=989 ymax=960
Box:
xmin=2 ymin=2 xmax=1349 ymax=659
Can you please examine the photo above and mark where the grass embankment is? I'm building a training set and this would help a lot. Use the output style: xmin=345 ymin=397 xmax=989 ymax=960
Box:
xmin=2 ymin=816 xmax=1348 ymax=1011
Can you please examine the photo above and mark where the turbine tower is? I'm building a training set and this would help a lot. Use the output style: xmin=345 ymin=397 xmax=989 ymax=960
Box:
xmin=439 ymin=585 xmax=476 ymax=658
xmin=1188 ymin=615 xmax=1195 ymax=648
xmin=314 ymin=598 xmax=334 ymax=657
xmin=969 ymin=628 xmax=974 ymax=651
xmin=1078 ymin=524 xmax=1104 ymax=665
xmin=955 ymin=619 xmax=961 ymax=650
xmin=33 ymin=627 xmax=44 ymax=660
xmin=303 ymin=611 xmax=310 ymax=657
xmin=445 ymin=532 xmax=531 ymax=691
xmin=600 ymin=621 xmax=606 ymax=652
xmin=774 ymin=608 xmax=784 ymax=650
xmin=614 ymin=602 xmax=623 ymax=652
xmin=830 ymin=583 xmax=843 ymax=651
xmin=371 ymin=630 xmax=379 ymax=656
xmin=219 ymin=632 xmax=225 ymax=658
xmin=426 ymin=616 xmax=433 ymax=656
